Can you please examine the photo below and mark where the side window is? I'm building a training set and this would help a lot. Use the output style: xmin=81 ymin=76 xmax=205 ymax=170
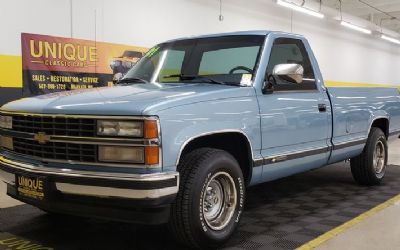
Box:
xmin=266 ymin=38 xmax=316 ymax=91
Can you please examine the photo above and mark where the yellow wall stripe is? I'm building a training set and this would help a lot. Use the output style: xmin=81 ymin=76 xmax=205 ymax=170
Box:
xmin=0 ymin=55 xmax=22 ymax=88
xmin=324 ymin=80 xmax=399 ymax=89
xmin=296 ymin=193 xmax=400 ymax=250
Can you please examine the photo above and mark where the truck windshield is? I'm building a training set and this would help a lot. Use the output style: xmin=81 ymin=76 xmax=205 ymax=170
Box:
xmin=122 ymin=35 xmax=265 ymax=86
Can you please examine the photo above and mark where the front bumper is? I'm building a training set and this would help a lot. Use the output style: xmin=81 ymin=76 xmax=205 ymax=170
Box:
xmin=0 ymin=155 xmax=179 ymax=224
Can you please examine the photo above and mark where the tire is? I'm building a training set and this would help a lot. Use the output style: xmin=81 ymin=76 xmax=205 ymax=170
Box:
xmin=169 ymin=148 xmax=245 ymax=249
xmin=350 ymin=127 xmax=388 ymax=185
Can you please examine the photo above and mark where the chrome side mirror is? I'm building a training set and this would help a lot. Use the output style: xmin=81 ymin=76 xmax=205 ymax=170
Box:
xmin=272 ymin=63 xmax=304 ymax=84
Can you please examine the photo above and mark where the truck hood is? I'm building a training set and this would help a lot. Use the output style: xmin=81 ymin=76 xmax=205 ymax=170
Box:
xmin=1 ymin=83 xmax=255 ymax=115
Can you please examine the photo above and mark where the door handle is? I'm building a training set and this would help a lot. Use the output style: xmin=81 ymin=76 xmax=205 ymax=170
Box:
xmin=318 ymin=104 xmax=327 ymax=112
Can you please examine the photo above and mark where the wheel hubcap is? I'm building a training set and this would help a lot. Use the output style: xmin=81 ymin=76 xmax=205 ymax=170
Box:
xmin=202 ymin=172 xmax=237 ymax=231
xmin=373 ymin=140 xmax=386 ymax=175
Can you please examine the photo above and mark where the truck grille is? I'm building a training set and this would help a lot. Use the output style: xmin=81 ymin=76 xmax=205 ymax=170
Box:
xmin=12 ymin=115 xmax=96 ymax=137
xmin=13 ymin=137 xmax=97 ymax=163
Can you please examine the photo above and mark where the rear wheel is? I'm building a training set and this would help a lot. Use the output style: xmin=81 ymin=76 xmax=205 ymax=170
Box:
xmin=350 ymin=127 xmax=388 ymax=185
xmin=169 ymin=148 xmax=245 ymax=249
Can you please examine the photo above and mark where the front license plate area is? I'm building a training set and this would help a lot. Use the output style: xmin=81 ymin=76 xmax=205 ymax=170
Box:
xmin=15 ymin=174 xmax=46 ymax=201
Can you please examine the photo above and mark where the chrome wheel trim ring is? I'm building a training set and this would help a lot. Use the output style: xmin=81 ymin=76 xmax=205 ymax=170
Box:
xmin=373 ymin=140 xmax=386 ymax=176
xmin=202 ymin=171 xmax=237 ymax=231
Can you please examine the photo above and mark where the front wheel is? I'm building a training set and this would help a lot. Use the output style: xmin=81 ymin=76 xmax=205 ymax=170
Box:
xmin=350 ymin=127 xmax=388 ymax=185
xmin=169 ymin=148 xmax=245 ymax=249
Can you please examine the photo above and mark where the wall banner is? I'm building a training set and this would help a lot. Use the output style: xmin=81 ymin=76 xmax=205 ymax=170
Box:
xmin=21 ymin=33 xmax=147 ymax=96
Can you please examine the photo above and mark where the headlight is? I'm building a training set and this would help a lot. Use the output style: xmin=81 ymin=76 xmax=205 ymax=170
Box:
xmin=98 ymin=145 xmax=159 ymax=165
xmin=97 ymin=119 xmax=158 ymax=138
xmin=99 ymin=146 xmax=144 ymax=163
xmin=0 ymin=115 xmax=12 ymax=129
xmin=97 ymin=120 xmax=143 ymax=137
xmin=111 ymin=60 xmax=121 ymax=67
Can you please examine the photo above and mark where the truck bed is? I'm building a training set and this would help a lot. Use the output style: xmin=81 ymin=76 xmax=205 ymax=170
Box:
xmin=327 ymin=87 xmax=400 ymax=163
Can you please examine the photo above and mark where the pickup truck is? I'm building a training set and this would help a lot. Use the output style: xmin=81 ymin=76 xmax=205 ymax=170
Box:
xmin=0 ymin=31 xmax=400 ymax=249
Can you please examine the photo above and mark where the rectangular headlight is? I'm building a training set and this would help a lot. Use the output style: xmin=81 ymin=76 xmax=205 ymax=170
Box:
xmin=99 ymin=146 xmax=144 ymax=163
xmin=0 ymin=115 xmax=12 ymax=129
xmin=97 ymin=120 xmax=143 ymax=137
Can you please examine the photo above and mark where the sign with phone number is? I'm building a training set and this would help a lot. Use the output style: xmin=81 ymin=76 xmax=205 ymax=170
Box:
xmin=21 ymin=33 xmax=148 ymax=97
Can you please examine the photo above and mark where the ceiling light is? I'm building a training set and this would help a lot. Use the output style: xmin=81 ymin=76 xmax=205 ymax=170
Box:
xmin=381 ymin=35 xmax=400 ymax=45
xmin=340 ymin=21 xmax=371 ymax=34
xmin=276 ymin=0 xmax=324 ymax=19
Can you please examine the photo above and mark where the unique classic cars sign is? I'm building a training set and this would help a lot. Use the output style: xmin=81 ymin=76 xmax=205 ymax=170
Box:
xmin=21 ymin=33 xmax=147 ymax=96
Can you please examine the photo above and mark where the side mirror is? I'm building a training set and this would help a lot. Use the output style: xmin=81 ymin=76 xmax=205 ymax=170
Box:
xmin=262 ymin=76 xmax=275 ymax=94
xmin=272 ymin=63 xmax=304 ymax=84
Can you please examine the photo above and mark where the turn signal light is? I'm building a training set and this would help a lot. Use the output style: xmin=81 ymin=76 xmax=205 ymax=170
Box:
xmin=145 ymin=146 xmax=159 ymax=165
xmin=144 ymin=120 xmax=158 ymax=139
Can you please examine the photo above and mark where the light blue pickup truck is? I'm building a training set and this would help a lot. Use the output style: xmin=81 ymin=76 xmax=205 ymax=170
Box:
xmin=1 ymin=31 xmax=400 ymax=248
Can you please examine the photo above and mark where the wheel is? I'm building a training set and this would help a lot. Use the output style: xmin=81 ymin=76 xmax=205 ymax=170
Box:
xmin=350 ymin=127 xmax=388 ymax=185
xmin=169 ymin=148 xmax=245 ymax=249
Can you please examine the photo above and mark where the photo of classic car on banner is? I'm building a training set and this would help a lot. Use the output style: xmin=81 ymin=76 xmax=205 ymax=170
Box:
xmin=110 ymin=50 xmax=144 ymax=81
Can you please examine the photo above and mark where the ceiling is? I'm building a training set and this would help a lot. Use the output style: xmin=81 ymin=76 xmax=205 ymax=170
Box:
xmin=311 ymin=0 xmax=400 ymax=33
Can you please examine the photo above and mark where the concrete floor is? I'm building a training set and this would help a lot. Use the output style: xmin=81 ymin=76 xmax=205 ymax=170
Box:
xmin=0 ymin=181 xmax=22 ymax=209
xmin=0 ymin=138 xmax=399 ymax=249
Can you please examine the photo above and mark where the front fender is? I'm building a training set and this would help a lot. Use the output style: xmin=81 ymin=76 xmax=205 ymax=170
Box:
xmin=157 ymin=96 xmax=261 ymax=172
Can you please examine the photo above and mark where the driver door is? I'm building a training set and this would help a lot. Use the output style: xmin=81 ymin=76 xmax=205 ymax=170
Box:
xmin=257 ymin=37 xmax=331 ymax=182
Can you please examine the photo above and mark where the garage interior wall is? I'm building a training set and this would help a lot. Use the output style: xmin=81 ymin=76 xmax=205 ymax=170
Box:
xmin=1 ymin=0 xmax=399 ymax=105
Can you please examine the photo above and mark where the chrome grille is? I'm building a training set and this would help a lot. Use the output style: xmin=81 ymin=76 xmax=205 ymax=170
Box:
xmin=0 ymin=113 xmax=157 ymax=167
xmin=11 ymin=115 xmax=96 ymax=137
xmin=13 ymin=137 xmax=97 ymax=162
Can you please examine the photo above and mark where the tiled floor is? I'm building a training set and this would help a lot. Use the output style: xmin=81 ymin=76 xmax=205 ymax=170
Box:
xmin=314 ymin=138 xmax=400 ymax=250
xmin=315 ymin=199 xmax=400 ymax=250
xmin=1 ymin=164 xmax=400 ymax=249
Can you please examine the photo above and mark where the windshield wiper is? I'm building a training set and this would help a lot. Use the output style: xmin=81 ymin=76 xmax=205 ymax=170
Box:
xmin=164 ymin=74 xmax=238 ymax=86
xmin=117 ymin=77 xmax=148 ymax=84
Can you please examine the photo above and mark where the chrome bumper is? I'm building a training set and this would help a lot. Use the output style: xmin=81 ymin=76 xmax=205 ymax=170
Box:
xmin=0 ymin=155 xmax=179 ymax=200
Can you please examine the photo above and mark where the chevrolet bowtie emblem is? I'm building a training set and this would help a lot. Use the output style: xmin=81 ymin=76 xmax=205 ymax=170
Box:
xmin=34 ymin=132 xmax=51 ymax=144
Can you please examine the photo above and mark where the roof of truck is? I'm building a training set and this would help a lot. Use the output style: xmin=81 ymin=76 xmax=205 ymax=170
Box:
xmin=163 ymin=30 xmax=304 ymax=43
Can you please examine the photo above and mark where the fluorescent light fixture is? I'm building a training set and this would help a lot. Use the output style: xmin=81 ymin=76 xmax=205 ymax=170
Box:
xmin=381 ymin=35 xmax=400 ymax=45
xmin=340 ymin=21 xmax=371 ymax=34
xmin=276 ymin=0 xmax=324 ymax=19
